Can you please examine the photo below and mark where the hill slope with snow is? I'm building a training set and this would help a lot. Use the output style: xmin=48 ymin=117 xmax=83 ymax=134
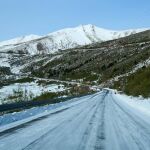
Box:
xmin=0 ymin=35 xmax=41 ymax=46
xmin=0 ymin=24 xmax=148 ymax=55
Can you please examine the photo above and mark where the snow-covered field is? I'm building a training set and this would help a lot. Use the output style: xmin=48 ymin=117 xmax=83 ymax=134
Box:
xmin=115 ymin=93 xmax=150 ymax=117
xmin=0 ymin=82 xmax=66 ymax=104
xmin=0 ymin=90 xmax=150 ymax=150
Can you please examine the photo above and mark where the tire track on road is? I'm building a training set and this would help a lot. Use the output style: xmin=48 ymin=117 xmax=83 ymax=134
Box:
xmin=77 ymin=93 xmax=107 ymax=150
xmin=0 ymin=93 xmax=102 ymax=139
xmin=22 ymin=95 xmax=102 ymax=150
xmin=94 ymin=94 xmax=106 ymax=150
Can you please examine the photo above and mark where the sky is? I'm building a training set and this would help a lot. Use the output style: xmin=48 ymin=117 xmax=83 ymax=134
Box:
xmin=0 ymin=0 xmax=150 ymax=41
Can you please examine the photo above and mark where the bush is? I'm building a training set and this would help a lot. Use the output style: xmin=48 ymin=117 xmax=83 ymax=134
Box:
xmin=69 ymin=85 xmax=93 ymax=96
xmin=111 ymin=66 xmax=150 ymax=98
xmin=32 ymin=92 xmax=61 ymax=101
xmin=12 ymin=77 xmax=35 ymax=83
xmin=123 ymin=67 xmax=150 ymax=98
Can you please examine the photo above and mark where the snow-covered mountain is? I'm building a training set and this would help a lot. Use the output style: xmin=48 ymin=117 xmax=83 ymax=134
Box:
xmin=0 ymin=35 xmax=41 ymax=46
xmin=0 ymin=24 xmax=148 ymax=55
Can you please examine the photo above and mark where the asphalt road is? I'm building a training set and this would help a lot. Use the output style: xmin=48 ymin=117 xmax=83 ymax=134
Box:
xmin=0 ymin=90 xmax=150 ymax=150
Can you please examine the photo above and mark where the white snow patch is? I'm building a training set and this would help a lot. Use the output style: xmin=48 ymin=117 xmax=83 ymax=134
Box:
xmin=0 ymin=82 xmax=66 ymax=104
xmin=114 ymin=92 xmax=150 ymax=117
xmin=0 ymin=35 xmax=41 ymax=47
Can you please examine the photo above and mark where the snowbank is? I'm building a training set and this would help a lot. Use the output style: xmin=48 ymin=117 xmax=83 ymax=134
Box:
xmin=114 ymin=93 xmax=150 ymax=117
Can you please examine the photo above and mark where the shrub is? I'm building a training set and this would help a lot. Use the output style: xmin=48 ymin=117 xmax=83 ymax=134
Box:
xmin=32 ymin=92 xmax=61 ymax=101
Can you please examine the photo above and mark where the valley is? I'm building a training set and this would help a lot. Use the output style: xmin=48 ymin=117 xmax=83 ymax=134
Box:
xmin=0 ymin=25 xmax=150 ymax=105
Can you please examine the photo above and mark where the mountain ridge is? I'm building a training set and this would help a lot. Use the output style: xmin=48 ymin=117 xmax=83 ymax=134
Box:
xmin=0 ymin=24 xmax=148 ymax=55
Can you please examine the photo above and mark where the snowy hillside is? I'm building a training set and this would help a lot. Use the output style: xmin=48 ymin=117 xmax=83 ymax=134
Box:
xmin=0 ymin=24 xmax=148 ymax=55
xmin=0 ymin=35 xmax=41 ymax=47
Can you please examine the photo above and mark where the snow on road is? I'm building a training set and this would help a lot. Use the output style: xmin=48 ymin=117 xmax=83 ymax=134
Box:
xmin=0 ymin=90 xmax=150 ymax=150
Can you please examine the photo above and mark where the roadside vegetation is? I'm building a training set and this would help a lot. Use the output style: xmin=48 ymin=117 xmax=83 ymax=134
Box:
xmin=113 ymin=66 xmax=150 ymax=98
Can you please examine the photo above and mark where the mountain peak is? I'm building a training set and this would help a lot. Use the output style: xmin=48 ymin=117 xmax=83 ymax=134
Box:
xmin=79 ymin=24 xmax=95 ymax=28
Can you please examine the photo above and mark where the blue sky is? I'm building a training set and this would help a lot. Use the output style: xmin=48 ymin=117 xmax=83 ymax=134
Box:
xmin=0 ymin=0 xmax=150 ymax=41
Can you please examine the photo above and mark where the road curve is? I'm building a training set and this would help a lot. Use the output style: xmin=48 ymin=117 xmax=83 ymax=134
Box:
xmin=0 ymin=90 xmax=150 ymax=150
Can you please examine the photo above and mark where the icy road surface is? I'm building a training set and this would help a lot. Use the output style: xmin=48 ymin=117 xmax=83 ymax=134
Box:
xmin=0 ymin=90 xmax=150 ymax=150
